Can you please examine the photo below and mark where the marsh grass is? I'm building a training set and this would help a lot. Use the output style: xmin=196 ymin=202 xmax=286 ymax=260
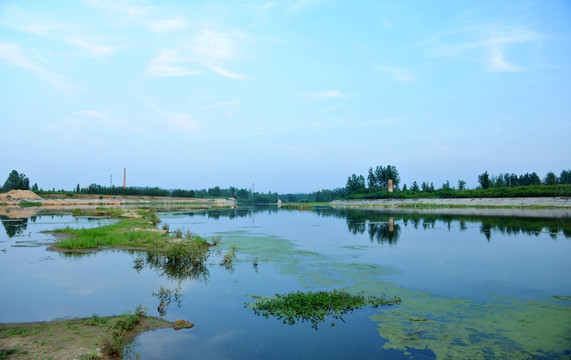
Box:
xmin=250 ymin=290 xmax=401 ymax=329
xmin=55 ymin=218 xmax=166 ymax=250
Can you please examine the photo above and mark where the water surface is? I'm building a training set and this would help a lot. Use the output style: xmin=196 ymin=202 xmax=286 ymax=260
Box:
xmin=0 ymin=207 xmax=569 ymax=359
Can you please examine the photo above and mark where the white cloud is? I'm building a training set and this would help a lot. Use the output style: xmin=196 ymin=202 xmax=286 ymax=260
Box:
xmin=141 ymin=95 xmax=199 ymax=135
xmin=487 ymin=43 xmax=520 ymax=72
xmin=309 ymin=90 xmax=346 ymax=99
xmin=146 ymin=50 xmax=201 ymax=77
xmin=74 ymin=110 xmax=105 ymax=117
xmin=376 ymin=65 xmax=414 ymax=82
xmin=190 ymin=29 xmax=244 ymax=63
xmin=425 ymin=20 xmax=538 ymax=73
xmin=208 ymin=65 xmax=247 ymax=80
xmin=148 ymin=16 xmax=185 ymax=33
xmin=290 ymin=0 xmax=320 ymax=13
xmin=0 ymin=42 xmax=76 ymax=95
xmin=201 ymin=100 xmax=240 ymax=109
xmin=66 ymin=38 xmax=113 ymax=58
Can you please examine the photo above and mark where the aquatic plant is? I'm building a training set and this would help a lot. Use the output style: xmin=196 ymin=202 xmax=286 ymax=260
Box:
xmin=250 ymin=290 xmax=401 ymax=329
xmin=220 ymin=244 xmax=237 ymax=267
xmin=152 ymin=285 xmax=183 ymax=316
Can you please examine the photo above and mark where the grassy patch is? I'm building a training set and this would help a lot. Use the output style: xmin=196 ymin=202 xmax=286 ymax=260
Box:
xmin=249 ymin=289 xmax=401 ymax=329
xmin=55 ymin=217 xmax=166 ymax=250
xmin=18 ymin=201 xmax=42 ymax=207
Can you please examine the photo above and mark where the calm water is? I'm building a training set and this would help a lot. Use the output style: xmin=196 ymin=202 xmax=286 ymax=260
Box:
xmin=0 ymin=207 xmax=570 ymax=359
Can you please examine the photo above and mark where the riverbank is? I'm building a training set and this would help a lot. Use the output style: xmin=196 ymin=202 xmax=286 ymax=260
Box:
xmin=331 ymin=196 xmax=571 ymax=209
xmin=0 ymin=310 xmax=171 ymax=359
xmin=0 ymin=190 xmax=236 ymax=219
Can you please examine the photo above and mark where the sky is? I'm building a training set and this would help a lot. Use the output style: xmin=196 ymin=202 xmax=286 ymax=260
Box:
xmin=1 ymin=0 xmax=570 ymax=193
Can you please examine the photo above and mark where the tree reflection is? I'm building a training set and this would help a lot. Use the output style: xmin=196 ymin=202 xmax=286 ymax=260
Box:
xmin=133 ymin=251 xmax=210 ymax=283
xmin=314 ymin=207 xmax=571 ymax=241
xmin=0 ymin=216 xmax=30 ymax=238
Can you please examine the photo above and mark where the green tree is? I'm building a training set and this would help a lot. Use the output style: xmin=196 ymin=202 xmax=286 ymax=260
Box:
xmin=2 ymin=170 xmax=30 ymax=192
xmin=440 ymin=180 xmax=452 ymax=191
xmin=410 ymin=181 xmax=420 ymax=192
xmin=457 ymin=180 xmax=466 ymax=191
xmin=367 ymin=167 xmax=377 ymax=190
xmin=544 ymin=172 xmax=558 ymax=185
xmin=478 ymin=171 xmax=490 ymax=189
xmin=560 ymin=170 xmax=571 ymax=184
xmin=346 ymin=174 xmax=366 ymax=194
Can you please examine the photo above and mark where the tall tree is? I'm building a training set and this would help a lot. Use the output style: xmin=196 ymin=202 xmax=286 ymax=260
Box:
xmin=544 ymin=172 xmax=558 ymax=185
xmin=478 ymin=171 xmax=490 ymax=189
xmin=346 ymin=174 xmax=366 ymax=194
xmin=367 ymin=167 xmax=377 ymax=190
xmin=560 ymin=170 xmax=571 ymax=184
xmin=2 ymin=170 xmax=30 ymax=192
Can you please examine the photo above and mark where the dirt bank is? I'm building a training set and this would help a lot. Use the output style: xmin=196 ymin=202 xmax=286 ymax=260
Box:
xmin=0 ymin=191 xmax=236 ymax=218
xmin=0 ymin=314 xmax=171 ymax=359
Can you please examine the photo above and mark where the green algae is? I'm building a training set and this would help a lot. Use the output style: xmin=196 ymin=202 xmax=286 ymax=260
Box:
xmin=214 ymin=230 xmax=570 ymax=359
xmin=371 ymin=294 xmax=571 ymax=359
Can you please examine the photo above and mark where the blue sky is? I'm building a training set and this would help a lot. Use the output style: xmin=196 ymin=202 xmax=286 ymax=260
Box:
xmin=1 ymin=0 xmax=570 ymax=193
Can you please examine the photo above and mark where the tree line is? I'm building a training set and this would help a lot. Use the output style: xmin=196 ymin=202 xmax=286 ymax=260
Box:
xmin=3 ymin=167 xmax=571 ymax=202
xmin=342 ymin=165 xmax=571 ymax=199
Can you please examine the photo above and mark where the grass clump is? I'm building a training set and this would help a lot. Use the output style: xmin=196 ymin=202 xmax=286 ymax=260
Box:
xmin=55 ymin=218 xmax=165 ymax=250
xmin=250 ymin=289 xmax=401 ymax=329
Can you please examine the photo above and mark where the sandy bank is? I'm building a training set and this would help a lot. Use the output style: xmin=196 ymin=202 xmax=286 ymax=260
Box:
xmin=0 ymin=190 xmax=236 ymax=218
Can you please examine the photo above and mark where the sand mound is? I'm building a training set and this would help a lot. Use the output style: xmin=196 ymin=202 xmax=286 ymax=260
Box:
xmin=2 ymin=189 xmax=43 ymax=201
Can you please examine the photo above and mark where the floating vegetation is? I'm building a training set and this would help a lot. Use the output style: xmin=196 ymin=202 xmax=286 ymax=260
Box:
xmin=249 ymin=290 xmax=401 ymax=329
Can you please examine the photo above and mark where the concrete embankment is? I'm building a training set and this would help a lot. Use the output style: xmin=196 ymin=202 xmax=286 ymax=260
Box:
xmin=330 ymin=197 xmax=571 ymax=219
xmin=331 ymin=197 xmax=571 ymax=208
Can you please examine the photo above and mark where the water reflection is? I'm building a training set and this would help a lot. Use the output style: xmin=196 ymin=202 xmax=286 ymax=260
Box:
xmin=181 ymin=206 xmax=278 ymax=220
xmin=314 ymin=208 xmax=571 ymax=241
xmin=0 ymin=216 xmax=35 ymax=238
xmin=133 ymin=252 xmax=210 ymax=283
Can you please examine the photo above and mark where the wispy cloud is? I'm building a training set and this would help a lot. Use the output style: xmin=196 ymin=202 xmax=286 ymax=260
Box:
xmin=425 ymin=18 xmax=539 ymax=72
xmin=147 ymin=15 xmax=185 ymax=33
xmin=308 ymin=90 xmax=347 ymax=100
xmin=201 ymin=100 xmax=240 ymax=109
xmin=141 ymin=95 xmax=199 ymax=135
xmin=190 ymin=29 xmax=244 ymax=63
xmin=0 ymin=42 xmax=76 ymax=95
xmin=66 ymin=37 xmax=114 ymax=58
xmin=290 ymin=0 xmax=320 ymax=13
xmin=146 ymin=50 xmax=201 ymax=77
xmin=208 ymin=65 xmax=247 ymax=80
xmin=374 ymin=65 xmax=414 ymax=82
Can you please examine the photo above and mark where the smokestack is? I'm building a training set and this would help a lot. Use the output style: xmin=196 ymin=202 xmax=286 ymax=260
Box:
xmin=123 ymin=168 xmax=126 ymax=189
xmin=388 ymin=179 xmax=393 ymax=192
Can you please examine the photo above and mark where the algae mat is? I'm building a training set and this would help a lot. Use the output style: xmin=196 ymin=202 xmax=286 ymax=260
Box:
xmin=216 ymin=230 xmax=571 ymax=359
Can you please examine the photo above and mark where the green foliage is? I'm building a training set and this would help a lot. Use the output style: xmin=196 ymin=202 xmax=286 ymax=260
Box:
xmin=2 ymin=170 xmax=30 ymax=192
xmin=56 ymin=217 xmax=164 ymax=250
xmin=478 ymin=171 xmax=491 ymax=189
xmin=250 ymin=290 xmax=401 ymax=329
xmin=19 ymin=201 xmax=41 ymax=207
xmin=72 ymin=208 xmax=83 ymax=216
xmin=220 ymin=244 xmax=237 ymax=267
xmin=107 ymin=305 xmax=146 ymax=356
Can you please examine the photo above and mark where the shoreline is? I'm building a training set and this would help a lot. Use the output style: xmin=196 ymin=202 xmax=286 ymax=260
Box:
xmin=331 ymin=196 xmax=571 ymax=208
